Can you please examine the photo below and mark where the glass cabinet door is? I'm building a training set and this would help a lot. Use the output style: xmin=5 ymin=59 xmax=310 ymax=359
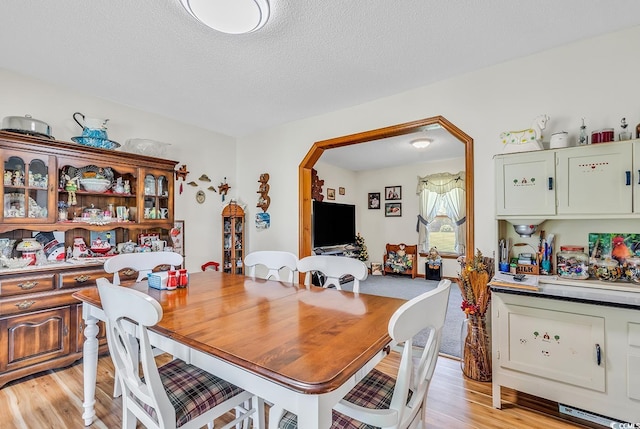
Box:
xmin=142 ymin=172 xmax=170 ymax=220
xmin=3 ymin=153 xmax=53 ymax=222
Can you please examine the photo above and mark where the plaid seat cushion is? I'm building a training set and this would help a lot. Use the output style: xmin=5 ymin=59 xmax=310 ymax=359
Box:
xmin=141 ymin=359 xmax=244 ymax=427
xmin=279 ymin=368 xmax=412 ymax=429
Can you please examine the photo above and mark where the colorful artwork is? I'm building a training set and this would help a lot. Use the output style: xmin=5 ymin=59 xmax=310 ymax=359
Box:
xmin=588 ymin=233 xmax=640 ymax=264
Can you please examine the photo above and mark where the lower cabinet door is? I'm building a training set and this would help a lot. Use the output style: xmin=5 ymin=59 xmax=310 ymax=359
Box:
xmin=0 ymin=306 xmax=71 ymax=372
xmin=497 ymin=302 xmax=606 ymax=391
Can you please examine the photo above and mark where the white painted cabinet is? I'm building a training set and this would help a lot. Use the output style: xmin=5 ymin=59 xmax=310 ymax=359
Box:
xmin=496 ymin=139 xmax=640 ymax=218
xmin=492 ymin=291 xmax=640 ymax=423
xmin=495 ymin=150 xmax=556 ymax=216
xmin=556 ymin=142 xmax=633 ymax=214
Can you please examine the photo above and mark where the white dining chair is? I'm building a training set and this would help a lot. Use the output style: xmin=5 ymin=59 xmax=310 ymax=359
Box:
xmin=103 ymin=251 xmax=183 ymax=285
xmin=271 ymin=279 xmax=451 ymax=429
xmin=244 ymin=251 xmax=298 ymax=283
xmin=297 ymin=255 xmax=368 ymax=293
xmin=97 ymin=278 xmax=264 ymax=429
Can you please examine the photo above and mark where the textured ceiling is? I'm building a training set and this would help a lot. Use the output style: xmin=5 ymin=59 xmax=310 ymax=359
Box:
xmin=1 ymin=1 xmax=639 ymax=139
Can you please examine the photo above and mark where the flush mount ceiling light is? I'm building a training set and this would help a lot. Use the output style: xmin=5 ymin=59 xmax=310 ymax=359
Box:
xmin=180 ymin=0 xmax=270 ymax=34
xmin=410 ymin=138 xmax=432 ymax=149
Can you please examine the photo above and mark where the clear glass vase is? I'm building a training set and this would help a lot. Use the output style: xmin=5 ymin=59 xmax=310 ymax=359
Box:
xmin=460 ymin=314 xmax=492 ymax=382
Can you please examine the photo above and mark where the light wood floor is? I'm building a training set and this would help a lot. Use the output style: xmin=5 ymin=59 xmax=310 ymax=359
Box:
xmin=0 ymin=352 xmax=599 ymax=428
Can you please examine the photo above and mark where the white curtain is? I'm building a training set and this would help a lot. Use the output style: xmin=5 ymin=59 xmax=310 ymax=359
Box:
xmin=416 ymin=171 xmax=465 ymax=253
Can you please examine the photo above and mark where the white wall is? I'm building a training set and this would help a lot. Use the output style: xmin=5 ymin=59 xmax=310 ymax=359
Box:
xmin=0 ymin=69 xmax=235 ymax=272
xmin=237 ymin=26 xmax=640 ymax=269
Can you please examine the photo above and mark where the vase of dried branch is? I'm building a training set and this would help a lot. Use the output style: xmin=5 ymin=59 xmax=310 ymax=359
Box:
xmin=460 ymin=314 xmax=492 ymax=382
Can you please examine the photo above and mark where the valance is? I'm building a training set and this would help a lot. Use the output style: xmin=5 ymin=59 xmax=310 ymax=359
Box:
xmin=416 ymin=171 xmax=465 ymax=194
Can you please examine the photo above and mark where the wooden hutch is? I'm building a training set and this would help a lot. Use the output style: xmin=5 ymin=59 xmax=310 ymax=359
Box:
xmin=0 ymin=131 xmax=177 ymax=387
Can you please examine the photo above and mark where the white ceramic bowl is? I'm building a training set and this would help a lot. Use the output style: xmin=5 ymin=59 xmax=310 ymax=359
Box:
xmin=79 ymin=178 xmax=111 ymax=193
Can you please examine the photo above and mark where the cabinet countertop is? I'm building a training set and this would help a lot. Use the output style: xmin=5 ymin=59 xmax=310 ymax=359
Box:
xmin=492 ymin=276 xmax=640 ymax=309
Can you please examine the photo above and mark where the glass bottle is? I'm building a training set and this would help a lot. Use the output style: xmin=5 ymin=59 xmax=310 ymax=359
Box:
xmin=619 ymin=117 xmax=631 ymax=141
xmin=578 ymin=118 xmax=588 ymax=145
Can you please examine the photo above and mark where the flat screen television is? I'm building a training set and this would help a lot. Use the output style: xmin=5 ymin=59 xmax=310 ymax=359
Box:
xmin=312 ymin=200 xmax=356 ymax=248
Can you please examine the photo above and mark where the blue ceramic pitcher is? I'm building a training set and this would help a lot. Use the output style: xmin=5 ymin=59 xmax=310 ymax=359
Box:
xmin=73 ymin=112 xmax=109 ymax=140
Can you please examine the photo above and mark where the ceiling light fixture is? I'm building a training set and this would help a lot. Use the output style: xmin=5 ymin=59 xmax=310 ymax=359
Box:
xmin=410 ymin=138 xmax=432 ymax=149
xmin=180 ymin=0 xmax=270 ymax=34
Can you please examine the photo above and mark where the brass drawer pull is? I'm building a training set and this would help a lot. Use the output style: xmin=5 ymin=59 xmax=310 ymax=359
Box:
xmin=15 ymin=300 xmax=36 ymax=310
xmin=18 ymin=281 xmax=38 ymax=290
xmin=74 ymin=275 xmax=91 ymax=283
xmin=122 ymin=269 xmax=137 ymax=276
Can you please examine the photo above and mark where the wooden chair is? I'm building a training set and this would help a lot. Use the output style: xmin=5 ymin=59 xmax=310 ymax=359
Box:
xmin=244 ymin=251 xmax=298 ymax=282
xmin=96 ymin=278 xmax=264 ymax=429
xmin=383 ymin=243 xmax=418 ymax=279
xmin=103 ymin=251 xmax=184 ymax=285
xmin=201 ymin=261 xmax=220 ymax=271
xmin=271 ymin=279 xmax=451 ymax=429
xmin=297 ymin=255 xmax=368 ymax=293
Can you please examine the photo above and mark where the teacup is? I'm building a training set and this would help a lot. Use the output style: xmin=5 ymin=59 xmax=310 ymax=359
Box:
xmin=151 ymin=240 xmax=167 ymax=252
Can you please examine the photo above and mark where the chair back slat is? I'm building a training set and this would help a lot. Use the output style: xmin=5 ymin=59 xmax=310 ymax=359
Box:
xmin=297 ymin=255 xmax=367 ymax=293
xmin=244 ymin=251 xmax=298 ymax=283
xmin=103 ymin=251 xmax=183 ymax=284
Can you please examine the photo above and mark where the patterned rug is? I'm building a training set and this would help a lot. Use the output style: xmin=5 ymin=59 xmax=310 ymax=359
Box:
xmin=341 ymin=274 xmax=464 ymax=358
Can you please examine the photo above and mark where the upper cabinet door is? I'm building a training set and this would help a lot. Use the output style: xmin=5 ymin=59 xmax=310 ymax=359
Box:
xmin=495 ymin=151 xmax=557 ymax=216
xmin=1 ymin=151 xmax=55 ymax=223
xmin=634 ymin=141 xmax=640 ymax=214
xmin=140 ymin=169 xmax=172 ymax=222
xmin=556 ymin=142 xmax=633 ymax=215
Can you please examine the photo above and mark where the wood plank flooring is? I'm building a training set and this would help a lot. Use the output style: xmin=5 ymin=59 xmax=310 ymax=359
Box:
xmin=0 ymin=353 xmax=600 ymax=428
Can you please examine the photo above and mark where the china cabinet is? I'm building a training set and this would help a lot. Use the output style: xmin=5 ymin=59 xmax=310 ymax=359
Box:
xmin=0 ymin=131 xmax=177 ymax=387
xmin=221 ymin=203 xmax=244 ymax=274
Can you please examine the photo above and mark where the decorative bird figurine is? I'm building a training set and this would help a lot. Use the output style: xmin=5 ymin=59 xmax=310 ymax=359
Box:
xmin=199 ymin=174 xmax=211 ymax=182
xmin=207 ymin=186 xmax=217 ymax=192
xmin=187 ymin=181 xmax=198 ymax=187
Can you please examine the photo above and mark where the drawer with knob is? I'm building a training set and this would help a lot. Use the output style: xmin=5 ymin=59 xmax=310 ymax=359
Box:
xmin=0 ymin=274 xmax=56 ymax=297
xmin=59 ymin=268 xmax=105 ymax=290
xmin=0 ymin=289 xmax=79 ymax=316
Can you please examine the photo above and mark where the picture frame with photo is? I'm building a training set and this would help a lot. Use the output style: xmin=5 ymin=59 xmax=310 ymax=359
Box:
xmin=385 ymin=186 xmax=402 ymax=200
xmin=339 ymin=187 xmax=345 ymax=195
xmin=385 ymin=202 xmax=402 ymax=217
xmin=368 ymin=192 xmax=381 ymax=209
xmin=327 ymin=188 xmax=336 ymax=200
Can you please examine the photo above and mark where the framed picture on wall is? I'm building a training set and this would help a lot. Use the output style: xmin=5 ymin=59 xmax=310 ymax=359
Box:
xmin=170 ymin=220 xmax=185 ymax=257
xmin=327 ymin=188 xmax=336 ymax=200
xmin=368 ymin=192 xmax=381 ymax=209
xmin=385 ymin=186 xmax=402 ymax=200
xmin=339 ymin=187 xmax=345 ymax=195
xmin=385 ymin=202 xmax=402 ymax=217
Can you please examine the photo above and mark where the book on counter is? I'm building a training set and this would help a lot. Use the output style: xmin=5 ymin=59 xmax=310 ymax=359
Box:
xmin=490 ymin=272 xmax=539 ymax=291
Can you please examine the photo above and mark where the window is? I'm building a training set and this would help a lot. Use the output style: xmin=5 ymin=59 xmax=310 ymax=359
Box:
xmin=417 ymin=171 xmax=465 ymax=255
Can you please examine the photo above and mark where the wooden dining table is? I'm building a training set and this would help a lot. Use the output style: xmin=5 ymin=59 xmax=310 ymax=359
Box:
xmin=73 ymin=270 xmax=407 ymax=428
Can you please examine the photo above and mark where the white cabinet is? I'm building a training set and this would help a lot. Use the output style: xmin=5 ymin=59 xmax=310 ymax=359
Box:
xmin=492 ymin=291 xmax=640 ymax=423
xmin=496 ymin=140 xmax=640 ymax=218
xmin=495 ymin=150 xmax=556 ymax=216
xmin=556 ymin=142 xmax=633 ymax=214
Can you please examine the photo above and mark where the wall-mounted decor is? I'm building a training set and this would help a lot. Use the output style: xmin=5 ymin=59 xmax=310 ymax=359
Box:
xmin=368 ymin=192 xmax=380 ymax=209
xmin=339 ymin=187 xmax=345 ymax=195
xmin=385 ymin=186 xmax=402 ymax=200
xmin=218 ymin=177 xmax=231 ymax=201
xmin=311 ymin=168 xmax=324 ymax=201
xmin=256 ymin=173 xmax=271 ymax=212
xmin=195 ymin=190 xmax=206 ymax=204
xmin=175 ymin=164 xmax=189 ymax=194
xmin=385 ymin=202 xmax=402 ymax=217
xmin=170 ymin=220 xmax=185 ymax=256
xmin=256 ymin=212 xmax=270 ymax=230
xmin=327 ymin=188 xmax=336 ymax=200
